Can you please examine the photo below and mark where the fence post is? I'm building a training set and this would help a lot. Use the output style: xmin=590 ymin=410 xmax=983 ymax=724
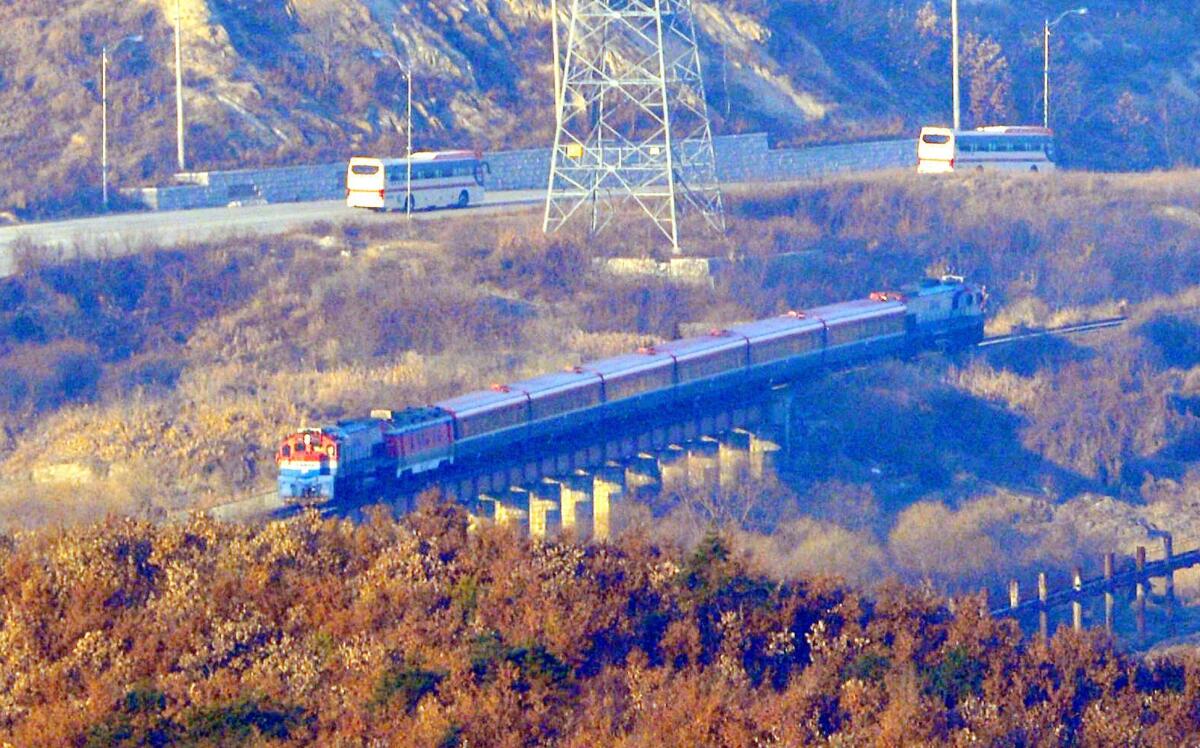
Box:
xmin=1038 ymin=571 xmax=1049 ymax=640
xmin=1009 ymin=579 xmax=1020 ymax=611
xmin=1103 ymin=552 xmax=1115 ymax=633
xmin=1072 ymin=567 xmax=1083 ymax=632
xmin=1135 ymin=546 xmax=1147 ymax=641
xmin=1163 ymin=534 xmax=1176 ymax=634
xmin=1163 ymin=534 xmax=1175 ymax=597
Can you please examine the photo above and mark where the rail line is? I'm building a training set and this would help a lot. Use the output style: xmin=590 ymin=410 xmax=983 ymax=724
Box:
xmin=977 ymin=316 xmax=1127 ymax=348
xmin=189 ymin=315 xmax=1133 ymax=524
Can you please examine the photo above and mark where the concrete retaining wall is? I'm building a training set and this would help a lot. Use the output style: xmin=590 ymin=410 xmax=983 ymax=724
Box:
xmin=127 ymin=134 xmax=918 ymax=211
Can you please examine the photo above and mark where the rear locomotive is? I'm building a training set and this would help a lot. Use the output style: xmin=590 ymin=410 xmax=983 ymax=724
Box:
xmin=877 ymin=275 xmax=987 ymax=350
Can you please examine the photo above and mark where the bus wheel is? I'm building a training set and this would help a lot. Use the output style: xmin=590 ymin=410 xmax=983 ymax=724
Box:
xmin=457 ymin=190 xmax=469 ymax=208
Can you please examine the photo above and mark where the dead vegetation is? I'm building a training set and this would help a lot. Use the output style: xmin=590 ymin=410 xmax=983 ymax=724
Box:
xmin=1 ymin=172 xmax=1198 ymax=570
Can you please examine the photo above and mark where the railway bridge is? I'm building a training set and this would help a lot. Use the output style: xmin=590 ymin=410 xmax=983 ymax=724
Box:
xmin=332 ymin=385 xmax=796 ymax=541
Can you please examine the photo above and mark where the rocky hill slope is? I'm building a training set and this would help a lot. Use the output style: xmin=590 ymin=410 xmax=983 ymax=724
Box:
xmin=1 ymin=0 xmax=1198 ymax=216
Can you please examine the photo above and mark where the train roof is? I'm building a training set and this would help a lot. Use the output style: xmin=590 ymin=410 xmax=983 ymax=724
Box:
xmin=373 ymin=407 xmax=451 ymax=428
xmin=650 ymin=331 xmax=748 ymax=361
xmin=320 ymin=418 xmax=385 ymax=438
xmin=578 ymin=349 xmax=676 ymax=378
xmin=806 ymin=298 xmax=906 ymax=323
xmin=435 ymin=388 xmax=528 ymax=418
xmin=729 ymin=314 xmax=824 ymax=343
xmin=508 ymin=369 xmax=602 ymax=397
xmin=900 ymin=276 xmax=973 ymax=297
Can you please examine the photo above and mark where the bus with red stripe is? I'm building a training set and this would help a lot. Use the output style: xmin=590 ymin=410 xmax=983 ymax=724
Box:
xmin=917 ymin=126 xmax=1057 ymax=174
xmin=346 ymin=150 xmax=487 ymax=212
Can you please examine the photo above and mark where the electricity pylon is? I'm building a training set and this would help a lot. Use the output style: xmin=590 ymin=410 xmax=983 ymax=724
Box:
xmin=544 ymin=0 xmax=725 ymax=255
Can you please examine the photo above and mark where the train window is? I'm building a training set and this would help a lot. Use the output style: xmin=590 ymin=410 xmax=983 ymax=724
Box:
xmin=281 ymin=445 xmax=290 ymax=457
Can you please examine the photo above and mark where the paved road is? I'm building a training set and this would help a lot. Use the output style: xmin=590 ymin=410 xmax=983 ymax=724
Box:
xmin=0 ymin=189 xmax=545 ymax=276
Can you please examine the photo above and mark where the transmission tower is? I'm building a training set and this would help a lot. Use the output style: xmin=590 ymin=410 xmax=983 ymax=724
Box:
xmin=543 ymin=0 xmax=726 ymax=255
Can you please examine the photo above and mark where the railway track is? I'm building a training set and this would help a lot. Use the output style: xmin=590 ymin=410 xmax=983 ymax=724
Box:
xmin=189 ymin=314 xmax=1133 ymax=524
xmin=977 ymin=316 xmax=1127 ymax=348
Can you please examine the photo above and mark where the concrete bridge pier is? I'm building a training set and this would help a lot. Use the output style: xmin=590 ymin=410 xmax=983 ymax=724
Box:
xmin=768 ymin=385 xmax=796 ymax=453
xmin=625 ymin=454 xmax=661 ymax=498
xmin=749 ymin=434 xmax=782 ymax=480
xmin=719 ymin=429 xmax=752 ymax=492
xmin=466 ymin=496 xmax=493 ymax=534
xmin=556 ymin=471 xmax=594 ymax=540
xmin=592 ymin=465 xmax=625 ymax=542
xmin=479 ymin=488 xmax=531 ymax=535
xmin=529 ymin=480 xmax=562 ymax=540
xmin=659 ymin=445 xmax=688 ymax=496
xmin=687 ymin=437 xmax=721 ymax=491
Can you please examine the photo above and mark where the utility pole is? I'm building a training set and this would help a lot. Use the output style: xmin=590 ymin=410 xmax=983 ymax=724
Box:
xmin=1044 ymin=8 xmax=1088 ymax=129
xmin=102 ymin=46 xmax=109 ymax=208
xmin=100 ymin=35 xmax=143 ymax=209
xmin=406 ymin=63 xmax=412 ymax=225
xmin=174 ymin=0 xmax=187 ymax=172
xmin=951 ymin=0 xmax=960 ymax=130
xmin=1043 ymin=18 xmax=1050 ymax=129
xmin=374 ymin=42 xmax=414 ymax=223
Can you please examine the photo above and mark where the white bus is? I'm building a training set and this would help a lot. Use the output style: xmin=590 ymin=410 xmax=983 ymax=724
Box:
xmin=917 ymin=126 xmax=1057 ymax=174
xmin=346 ymin=150 xmax=487 ymax=211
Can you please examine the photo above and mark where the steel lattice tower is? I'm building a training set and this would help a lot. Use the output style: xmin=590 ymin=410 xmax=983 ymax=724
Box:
xmin=543 ymin=0 xmax=725 ymax=255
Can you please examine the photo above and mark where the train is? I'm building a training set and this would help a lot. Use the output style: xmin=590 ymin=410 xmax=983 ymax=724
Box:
xmin=276 ymin=275 xmax=987 ymax=504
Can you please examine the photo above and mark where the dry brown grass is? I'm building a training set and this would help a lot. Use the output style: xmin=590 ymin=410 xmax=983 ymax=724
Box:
xmin=3 ymin=171 xmax=1200 ymax=528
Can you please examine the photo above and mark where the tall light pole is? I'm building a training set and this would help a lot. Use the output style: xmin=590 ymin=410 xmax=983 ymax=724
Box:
xmin=101 ymin=35 xmax=144 ymax=209
xmin=173 ymin=0 xmax=187 ymax=172
xmin=1044 ymin=7 xmax=1087 ymax=129
xmin=373 ymin=45 xmax=413 ymax=223
xmin=951 ymin=0 xmax=960 ymax=130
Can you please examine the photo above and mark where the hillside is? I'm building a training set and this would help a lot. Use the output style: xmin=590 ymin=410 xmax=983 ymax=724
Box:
xmin=2 ymin=0 xmax=1199 ymax=216
xmin=1 ymin=172 xmax=1199 ymax=608
xmin=3 ymin=505 xmax=1200 ymax=745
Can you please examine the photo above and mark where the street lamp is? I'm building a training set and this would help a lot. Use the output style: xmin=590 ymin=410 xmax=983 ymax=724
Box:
xmin=951 ymin=0 xmax=960 ymax=130
xmin=1044 ymin=7 xmax=1087 ymax=129
xmin=371 ymin=47 xmax=413 ymax=223
xmin=173 ymin=0 xmax=187 ymax=172
xmin=101 ymin=34 xmax=144 ymax=209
